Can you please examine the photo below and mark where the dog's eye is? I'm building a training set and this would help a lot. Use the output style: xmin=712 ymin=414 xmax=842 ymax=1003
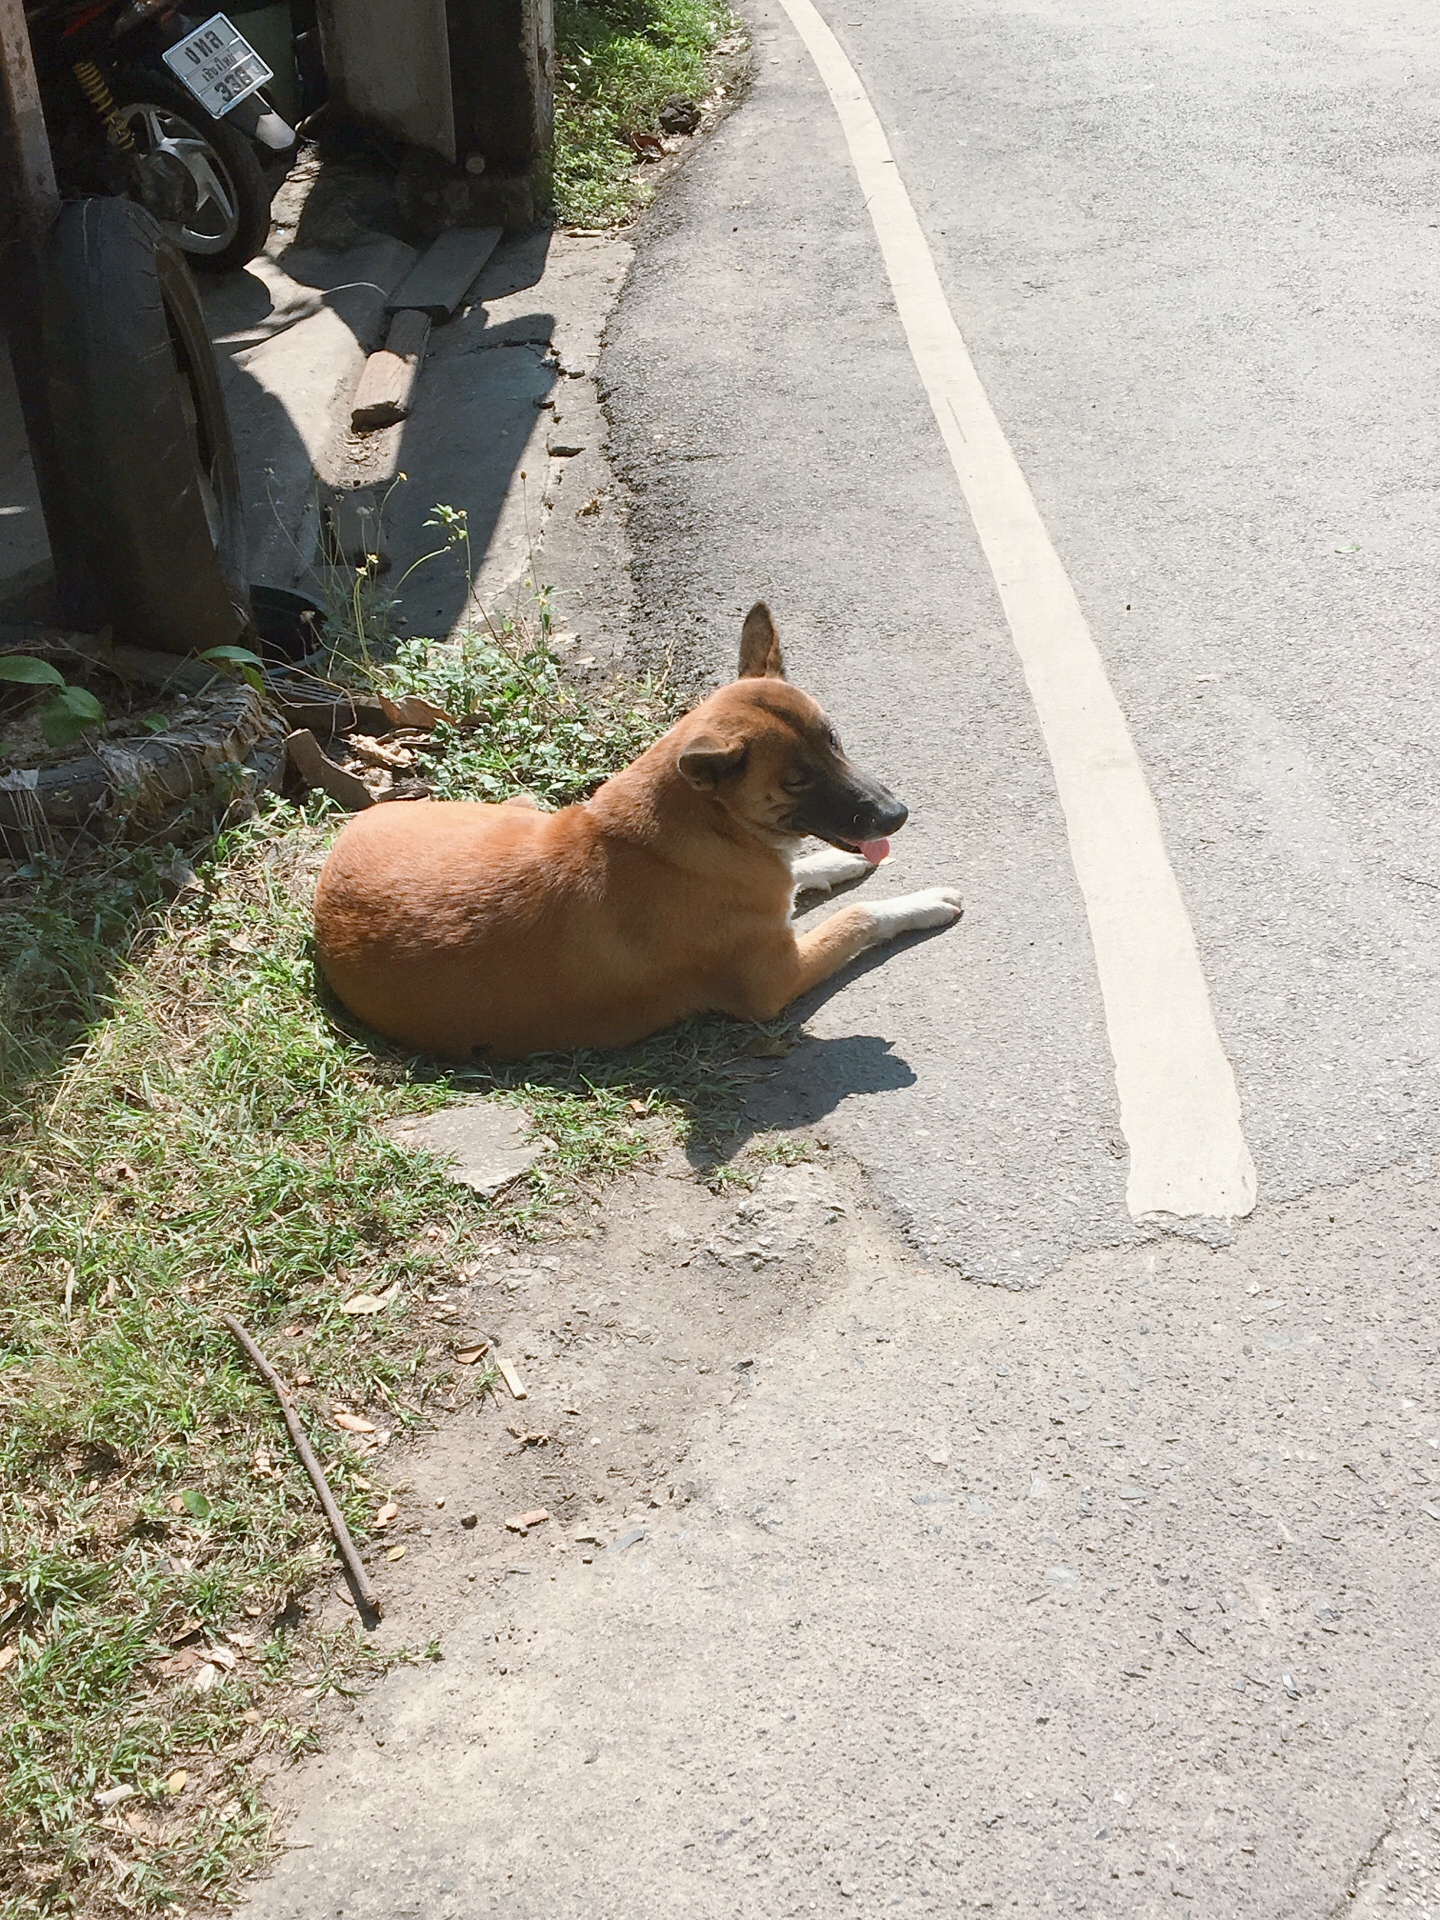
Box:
xmin=825 ymin=728 xmax=842 ymax=753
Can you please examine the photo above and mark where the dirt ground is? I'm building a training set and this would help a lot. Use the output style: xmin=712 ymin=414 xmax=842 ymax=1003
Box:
xmin=300 ymin=1142 xmax=862 ymax=1659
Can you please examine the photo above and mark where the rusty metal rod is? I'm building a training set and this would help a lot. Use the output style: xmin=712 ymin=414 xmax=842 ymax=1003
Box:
xmin=221 ymin=1313 xmax=382 ymax=1621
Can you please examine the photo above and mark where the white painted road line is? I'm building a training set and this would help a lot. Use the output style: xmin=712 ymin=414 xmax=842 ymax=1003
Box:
xmin=777 ymin=0 xmax=1256 ymax=1228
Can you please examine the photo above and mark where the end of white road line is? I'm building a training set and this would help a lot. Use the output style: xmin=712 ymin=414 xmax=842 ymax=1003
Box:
xmin=777 ymin=0 xmax=1257 ymax=1228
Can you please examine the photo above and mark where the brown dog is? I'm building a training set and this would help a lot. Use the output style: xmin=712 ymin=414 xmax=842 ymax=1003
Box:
xmin=314 ymin=604 xmax=962 ymax=1058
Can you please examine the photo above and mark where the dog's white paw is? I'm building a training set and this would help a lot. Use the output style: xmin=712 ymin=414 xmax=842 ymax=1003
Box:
xmin=868 ymin=887 xmax=964 ymax=938
xmin=791 ymin=846 xmax=875 ymax=896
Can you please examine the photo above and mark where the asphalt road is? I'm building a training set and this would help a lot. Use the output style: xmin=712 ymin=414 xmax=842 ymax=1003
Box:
xmin=242 ymin=4 xmax=1440 ymax=1915
xmin=606 ymin=0 xmax=1440 ymax=1287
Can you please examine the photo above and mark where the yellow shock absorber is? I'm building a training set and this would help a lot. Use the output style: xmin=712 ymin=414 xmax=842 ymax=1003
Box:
xmin=72 ymin=59 xmax=136 ymax=152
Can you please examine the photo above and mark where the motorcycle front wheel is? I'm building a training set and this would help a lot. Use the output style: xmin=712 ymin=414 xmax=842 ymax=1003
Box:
xmin=113 ymin=70 xmax=274 ymax=272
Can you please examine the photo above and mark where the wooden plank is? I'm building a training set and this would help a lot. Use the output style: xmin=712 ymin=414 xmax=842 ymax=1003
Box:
xmin=495 ymin=1356 xmax=528 ymax=1401
xmin=385 ymin=225 xmax=502 ymax=319
xmin=350 ymin=309 xmax=431 ymax=431
xmin=284 ymin=729 xmax=374 ymax=811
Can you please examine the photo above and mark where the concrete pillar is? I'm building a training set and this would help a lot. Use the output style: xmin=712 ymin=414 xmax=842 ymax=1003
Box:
xmin=448 ymin=0 xmax=553 ymax=169
xmin=318 ymin=0 xmax=552 ymax=170
xmin=316 ymin=0 xmax=457 ymax=157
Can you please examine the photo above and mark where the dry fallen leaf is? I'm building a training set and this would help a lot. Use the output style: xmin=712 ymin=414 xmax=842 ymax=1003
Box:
xmin=333 ymin=1412 xmax=378 ymax=1434
xmin=386 ymin=1544 xmax=406 ymax=1561
xmin=379 ymin=690 xmax=455 ymax=729
xmin=167 ymin=1494 xmax=186 ymax=1515
xmin=453 ymin=1344 xmax=488 ymax=1366
xmin=0 ymin=1646 xmax=16 ymax=1673
xmin=165 ymin=1770 xmax=187 ymax=1795
xmin=348 ymin=733 xmax=413 ymax=772
xmin=375 ymin=1501 xmax=398 ymax=1527
xmin=191 ymin=1662 xmax=220 ymax=1693
xmin=154 ymin=1650 xmax=200 ymax=1678
xmin=340 ymin=1286 xmax=399 ymax=1316
xmin=206 ymin=1645 xmax=237 ymax=1671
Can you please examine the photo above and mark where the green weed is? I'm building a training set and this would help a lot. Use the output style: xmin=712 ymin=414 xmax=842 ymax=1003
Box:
xmin=392 ymin=630 xmax=665 ymax=808
xmin=552 ymin=0 xmax=739 ymax=226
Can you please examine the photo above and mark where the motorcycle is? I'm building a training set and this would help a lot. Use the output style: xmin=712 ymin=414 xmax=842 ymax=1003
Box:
xmin=26 ymin=0 xmax=299 ymax=272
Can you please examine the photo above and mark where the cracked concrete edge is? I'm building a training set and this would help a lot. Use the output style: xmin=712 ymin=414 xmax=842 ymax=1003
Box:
xmin=456 ymin=234 xmax=639 ymax=630
xmin=303 ymin=231 xmax=639 ymax=641
xmin=1340 ymin=1726 xmax=1440 ymax=1916
xmin=470 ymin=33 xmax=758 ymax=667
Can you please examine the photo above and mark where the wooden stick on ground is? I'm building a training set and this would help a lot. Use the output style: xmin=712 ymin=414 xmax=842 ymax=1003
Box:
xmin=221 ymin=1314 xmax=383 ymax=1621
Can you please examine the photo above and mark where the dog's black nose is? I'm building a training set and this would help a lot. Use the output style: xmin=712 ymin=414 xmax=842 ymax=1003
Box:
xmin=868 ymin=795 xmax=909 ymax=836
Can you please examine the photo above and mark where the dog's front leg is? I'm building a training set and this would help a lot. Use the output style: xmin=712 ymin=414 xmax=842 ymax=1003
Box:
xmin=790 ymin=845 xmax=875 ymax=898
xmin=726 ymin=889 xmax=963 ymax=1020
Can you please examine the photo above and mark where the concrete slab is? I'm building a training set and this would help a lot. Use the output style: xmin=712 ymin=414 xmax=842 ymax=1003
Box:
xmin=382 ymin=1102 xmax=540 ymax=1197
xmin=324 ymin=227 xmax=638 ymax=638
xmin=387 ymin=226 xmax=502 ymax=318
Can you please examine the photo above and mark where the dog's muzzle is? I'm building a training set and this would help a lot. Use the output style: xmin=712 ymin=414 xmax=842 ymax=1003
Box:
xmin=796 ymin=780 xmax=908 ymax=852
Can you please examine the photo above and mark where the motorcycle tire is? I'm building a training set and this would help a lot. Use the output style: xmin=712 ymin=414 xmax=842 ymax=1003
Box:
xmin=42 ymin=197 xmax=251 ymax=654
xmin=113 ymin=67 xmax=274 ymax=273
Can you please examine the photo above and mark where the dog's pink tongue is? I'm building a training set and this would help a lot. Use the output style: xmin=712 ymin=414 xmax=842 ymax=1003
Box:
xmin=859 ymin=838 xmax=891 ymax=865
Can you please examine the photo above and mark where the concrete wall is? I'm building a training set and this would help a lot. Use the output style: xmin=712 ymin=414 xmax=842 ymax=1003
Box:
xmin=448 ymin=0 xmax=553 ymax=168
xmin=317 ymin=0 xmax=456 ymax=160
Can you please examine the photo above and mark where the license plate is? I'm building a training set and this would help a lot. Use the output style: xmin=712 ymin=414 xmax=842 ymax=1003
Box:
xmin=163 ymin=13 xmax=273 ymax=117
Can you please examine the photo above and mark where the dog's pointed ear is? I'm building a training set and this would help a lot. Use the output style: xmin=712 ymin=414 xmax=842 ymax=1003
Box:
xmin=737 ymin=601 xmax=786 ymax=680
xmin=677 ymin=731 xmax=747 ymax=790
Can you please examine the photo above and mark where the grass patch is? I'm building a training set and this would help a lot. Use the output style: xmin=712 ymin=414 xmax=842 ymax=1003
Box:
xmin=380 ymin=629 xmax=663 ymax=809
xmin=0 ymin=608 xmax=785 ymax=1916
xmin=552 ymin=0 xmax=740 ymax=226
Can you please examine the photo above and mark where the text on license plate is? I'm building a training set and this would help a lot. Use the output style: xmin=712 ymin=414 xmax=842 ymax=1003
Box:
xmin=162 ymin=13 xmax=273 ymax=116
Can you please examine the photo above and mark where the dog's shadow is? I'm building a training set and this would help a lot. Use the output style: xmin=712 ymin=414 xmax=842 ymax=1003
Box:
xmin=686 ymin=1028 xmax=918 ymax=1170
xmin=699 ymin=925 xmax=943 ymax=1165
